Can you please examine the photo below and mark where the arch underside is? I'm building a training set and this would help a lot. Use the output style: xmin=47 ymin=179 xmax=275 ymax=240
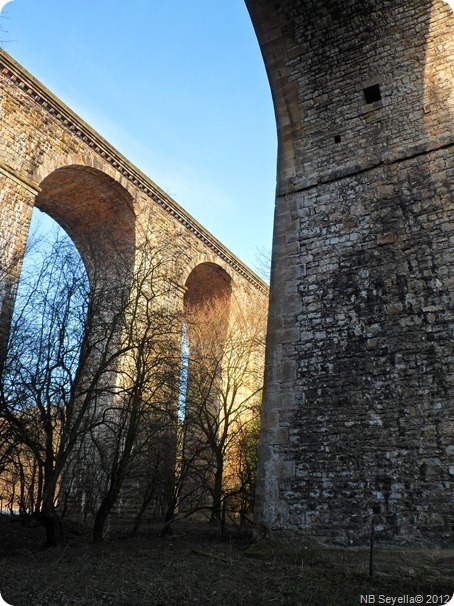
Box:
xmin=184 ymin=262 xmax=232 ymax=308
xmin=35 ymin=165 xmax=136 ymax=278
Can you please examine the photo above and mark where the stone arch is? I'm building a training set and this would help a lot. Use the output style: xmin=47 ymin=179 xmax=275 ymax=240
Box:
xmin=182 ymin=261 xmax=233 ymax=391
xmin=179 ymin=262 xmax=234 ymax=516
xmin=0 ymin=163 xmax=136 ymax=368
xmin=27 ymin=166 xmax=138 ymax=524
xmin=181 ymin=261 xmax=233 ymax=409
xmin=184 ymin=262 xmax=232 ymax=310
xmin=245 ymin=1 xmax=300 ymax=193
xmin=35 ymin=164 xmax=136 ymax=281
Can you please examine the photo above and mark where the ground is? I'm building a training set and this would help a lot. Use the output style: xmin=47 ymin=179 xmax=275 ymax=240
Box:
xmin=0 ymin=515 xmax=451 ymax=606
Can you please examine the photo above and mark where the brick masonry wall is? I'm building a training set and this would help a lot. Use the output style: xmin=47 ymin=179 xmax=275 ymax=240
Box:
xmin=247 ymin=0 xmax=454 ymax=546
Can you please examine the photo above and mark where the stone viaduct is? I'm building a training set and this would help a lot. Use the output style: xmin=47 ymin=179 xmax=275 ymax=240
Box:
xmin=0 ymin=48 xmax=268 ymax=524
xmin=247 ymin=0 xmax=453 ymax=548
xmin=0 ymin=49 xmax=268 ymax=330
xmin=1 ymin=0 xmax=453 ymax=550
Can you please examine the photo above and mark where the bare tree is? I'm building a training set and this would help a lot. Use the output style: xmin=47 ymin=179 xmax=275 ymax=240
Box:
xmin=0 ymin=234 xmax=92 ymax=544
xmin=1 ymin=218 xmax=267 ymax=544
xmin=158 ymin=390 xmax=215 ymax=536
xmin=180 ymin=294 xmax=267 ymax=527
xmin=86 ymin=243 xmax=182 ymax=543
xmin=226 ymin=413 xmax=261 ymax=527
xmin=253 ymin=245 xmax=271 ymax=284
xmin=0 ymin=230 xmax=183 ymax=545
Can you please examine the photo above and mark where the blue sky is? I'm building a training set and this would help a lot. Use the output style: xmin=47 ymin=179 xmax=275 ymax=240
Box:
xmin=1 ymin=0 xmax=277 ymax=275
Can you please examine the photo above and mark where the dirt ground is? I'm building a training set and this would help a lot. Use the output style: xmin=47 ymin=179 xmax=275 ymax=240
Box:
xmin=0 ymin=515 xmax=452 ymax=606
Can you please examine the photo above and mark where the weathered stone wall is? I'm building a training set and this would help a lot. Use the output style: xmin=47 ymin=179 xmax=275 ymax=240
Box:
xmin=247 ymin=0 xmax=454 ymax=546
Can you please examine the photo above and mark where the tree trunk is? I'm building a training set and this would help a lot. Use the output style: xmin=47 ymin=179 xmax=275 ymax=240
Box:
xmin=92 ymin=489 xmax=117 ymax=543
xmin=40 ymin=507 xmax=65 ymax=547
xmin=131 ymin=479 xmax=159 ymax=537
xmin=40 ymin=472 xmax=65 ymax=547
xmin=210 ymin=455 xmax=224 ymax=524
xmin=159 ymin=504 xmax=176 ymax=537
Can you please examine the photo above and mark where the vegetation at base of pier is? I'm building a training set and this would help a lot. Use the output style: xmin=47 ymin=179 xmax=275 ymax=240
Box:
xmin=0 ymin=224 xmax=267 ymax=546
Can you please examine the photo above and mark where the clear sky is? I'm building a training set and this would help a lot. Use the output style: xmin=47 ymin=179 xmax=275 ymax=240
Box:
xmin=1 ymin=0 xmax=277 ymax=275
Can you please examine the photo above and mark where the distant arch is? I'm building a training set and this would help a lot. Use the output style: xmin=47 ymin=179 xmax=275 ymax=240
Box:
xmin=184 ymin=262 xmax=232 ymax=310
xmin=181 ymin=262 xmax=233 ymax=416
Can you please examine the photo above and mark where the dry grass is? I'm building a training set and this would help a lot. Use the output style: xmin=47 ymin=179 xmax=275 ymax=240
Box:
xmin=0 ymin=516 xmax=451 ymax=606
